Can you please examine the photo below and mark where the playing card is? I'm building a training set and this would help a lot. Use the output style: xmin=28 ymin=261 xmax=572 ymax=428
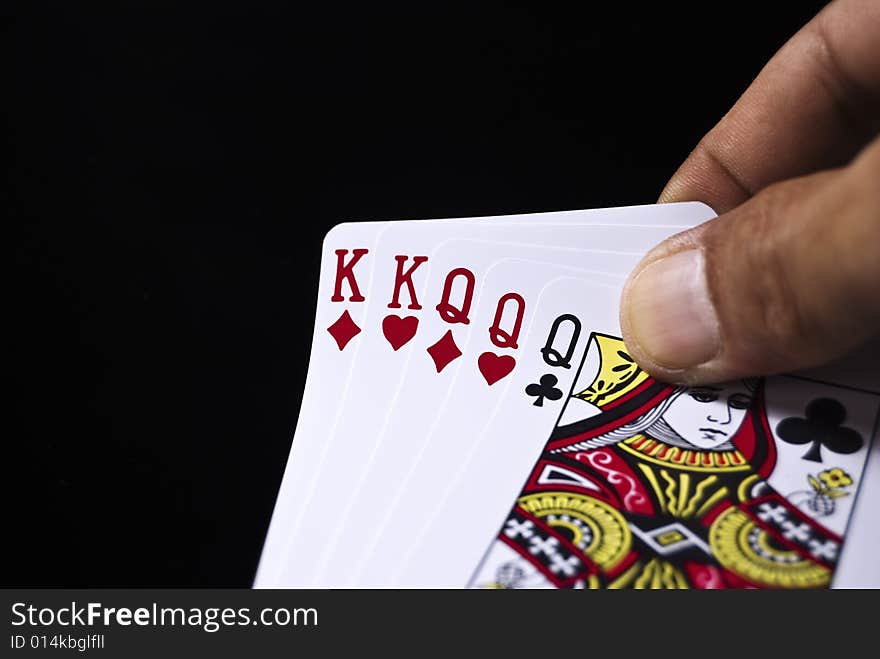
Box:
xmin=805 ymin=340 xmax=880 ymax=587
xmin=277 ymin=219 xmax=710 ymax=587
xmin=388 ymin=273 xmax=622 ymax=587
xmin=254 ymin=220 xmax=380 ymax=587
xmin=255 ymin=200 xmax=879 ymax=589
xmin=460 ymin=338 xmax=880 ymax=589
xmin=255 ymin=204 xmax=716 ymax=586
xmin=318 ymin=245 xmax=632 ymax=587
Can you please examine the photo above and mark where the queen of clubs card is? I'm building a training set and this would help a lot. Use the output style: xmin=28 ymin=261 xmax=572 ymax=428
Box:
xmin=471 ymin=334 xmax=847 ymax=589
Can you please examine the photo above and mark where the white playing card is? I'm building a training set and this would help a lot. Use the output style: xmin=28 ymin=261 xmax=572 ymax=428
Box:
xmin=790 ymin=340 xmax=880 ymax=587
xmin=457 ymin=340 xmax=879 ymax=590
xmin=761 ymin=376 xmax=876 ymax=538
xmin=390 ymin=272 xmax=622 ymax=587
xmin=391 ymin=282 xmax=880 ymax=588
xmin=254 ymin=221 xmax=381 ymax=587
xmin=277 ymin=216 xmax=719 ymax=588
xmin=313 ymin=243 xmax=631 ymax=586
xmin=834 ymin=413 xmax=880 ymax=587
xmin=790 ymin=339 xmax=880 ymax=587
xmin=256 ymin=201 xmax=879 ymax=589
xmin=256 ymin=202 xmax=716 ymax=587
xmin=460 ymin=201 xmax=716 ymax=228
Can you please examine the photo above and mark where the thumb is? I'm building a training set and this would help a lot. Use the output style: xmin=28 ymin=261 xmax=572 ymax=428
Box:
xmin=620 ymin=137 xmax=880 ymax=385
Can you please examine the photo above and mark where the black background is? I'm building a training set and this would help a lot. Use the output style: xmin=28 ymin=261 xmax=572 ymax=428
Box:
xmin=7 ymin=2 xmax=829 ymax=586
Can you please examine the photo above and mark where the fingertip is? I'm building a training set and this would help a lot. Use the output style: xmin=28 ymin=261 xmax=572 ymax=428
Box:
xmin=621 ymin=248 xmax=721 ymax=372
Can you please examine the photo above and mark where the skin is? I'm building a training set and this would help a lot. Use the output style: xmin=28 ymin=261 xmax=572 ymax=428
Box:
xmin=620 ymin=0 xmax=880 ymax=385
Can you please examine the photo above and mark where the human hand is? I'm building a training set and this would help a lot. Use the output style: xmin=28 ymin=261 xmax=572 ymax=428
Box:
xmin=620 ymin=0 xmax=880 ymax=385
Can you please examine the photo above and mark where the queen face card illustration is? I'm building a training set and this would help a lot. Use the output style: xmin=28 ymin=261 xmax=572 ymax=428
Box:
xmin=466 ymin=334 xmax=880 ymax=589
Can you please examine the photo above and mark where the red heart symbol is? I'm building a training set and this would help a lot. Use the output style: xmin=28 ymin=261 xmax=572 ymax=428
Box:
xmin=478 ymin=352 xmax=516 ymax=386
xmin=382 ymin=314 xmax=419 ymax=351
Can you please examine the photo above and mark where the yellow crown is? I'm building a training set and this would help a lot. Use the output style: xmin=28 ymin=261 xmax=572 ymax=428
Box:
xmin=573 ymin=334 xmax=648 ymax=407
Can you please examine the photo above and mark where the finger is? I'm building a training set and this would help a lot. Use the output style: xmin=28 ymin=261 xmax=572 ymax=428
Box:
xmin=621 ymin=135 xmax=880 ymax=385
xmin=660 ymin=0 xmax=880 ymax=213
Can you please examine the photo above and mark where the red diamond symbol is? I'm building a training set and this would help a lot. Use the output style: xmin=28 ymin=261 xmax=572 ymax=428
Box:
xmin=426 ymin=330 xmax=462 ymax=373
xmin=327 ymin=310 xmax=361 ymax=351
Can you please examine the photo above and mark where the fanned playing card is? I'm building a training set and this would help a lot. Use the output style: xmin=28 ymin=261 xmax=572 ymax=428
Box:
xmin=463 ymin=332 xmax=879 ymax=589
xmin=254 ymin=202 xmax=879 ymax=590
xmin=255 ymin=203 xmax=717 ymax=586
xmin=259 ymin=203 xmax=714 ymax=587
xmin=373 ymin=270 xmax=624 ymax=588
xmin=309 ymin=226 xmax=708 ymax=587
xmin=318 ymin=242 xmax=639 ymax=587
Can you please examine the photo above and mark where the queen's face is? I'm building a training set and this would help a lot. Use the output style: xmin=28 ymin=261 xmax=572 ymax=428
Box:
xmin=660 ymin=382 xmax=755 ymax=449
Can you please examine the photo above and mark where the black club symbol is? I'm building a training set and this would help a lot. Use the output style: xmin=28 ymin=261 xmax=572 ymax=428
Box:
xmin=525 ymin=374 xmax=563 ymax=407
xmin=776 ymin=397 xmax=864 ymax=463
